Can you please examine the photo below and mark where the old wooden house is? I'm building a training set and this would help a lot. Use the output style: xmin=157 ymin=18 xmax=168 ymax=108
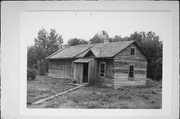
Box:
xmin=47 ymin=40 xmax=148 ymax=89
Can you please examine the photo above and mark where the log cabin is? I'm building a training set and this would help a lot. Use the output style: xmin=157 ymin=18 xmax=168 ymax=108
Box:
xmin=47 ymin=40 xmax=148 ymax=89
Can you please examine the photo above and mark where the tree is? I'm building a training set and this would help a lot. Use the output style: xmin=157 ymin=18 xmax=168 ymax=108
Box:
xmin=28 ymin=28 xmax=64 ymax=75
xmin=34 ymin=28 xmax=49 ymax=49
xmin=89 ymin=30 xmax=109 ymax=44
xmin=129 ymin=31 xmax=162 ymax=80
xmin=48 ymin=29 xmax=63 ymax=54
xmin=27 ymin=45 xmax=37 ymax=68
xmin=109 ymin=35 xmax=123 ymax=42
xmin=128 ymin=31 xmax=143 ymax=42
xmin=67 ymin=38 xmax=89 ymax=46
xmin=34 ymin=28 xmax=63 ymax=56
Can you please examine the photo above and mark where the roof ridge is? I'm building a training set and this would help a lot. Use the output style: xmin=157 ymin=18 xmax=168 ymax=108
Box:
xmin=68 ymin=43 xmax=91 ymax=47
xmin=47 ymin=40 xmax=136 ymax=59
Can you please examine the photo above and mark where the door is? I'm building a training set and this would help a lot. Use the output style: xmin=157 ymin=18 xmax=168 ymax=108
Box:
xmin=73 ymin=63 xmax=83 ymax=83
xmin=83 ymin=63 xmax=89 ymax=83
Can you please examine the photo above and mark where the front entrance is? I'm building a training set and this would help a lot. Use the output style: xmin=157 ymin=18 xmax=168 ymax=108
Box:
xmin=83 ymin=63 xmax=89 ymax=83
xmin=73 ymin=58 xmax=96 ymax=84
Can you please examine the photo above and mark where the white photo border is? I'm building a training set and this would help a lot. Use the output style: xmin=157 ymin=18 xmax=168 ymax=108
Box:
xmin=1 ymin=1 xmax=179 ymax=119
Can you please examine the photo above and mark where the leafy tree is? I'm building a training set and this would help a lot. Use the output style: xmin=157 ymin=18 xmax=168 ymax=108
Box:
xmin=48 ymin=29 xmax=63 ymax=54
xmin=67 ymin=38 xmax=89 ymax=46
xmin=34 ymin=28 xmax=49 ymax=49
xmin=128 ymin=31 xmax=143 ymax=42
xmin=89 ymin=34 xmax=104 ymax=44
xmin=27 ymin=45 xmax=37 ymax=68
xmin=129 ymin=31 xmax=162 ymax=80
xmin=109 ymin=35 xmax=123 ymax=42
xmin=122 ymin=36 xmax=131 ymax=41
xmin=34 ymin=28 xmax=63 ymax=56
xmin=89 ymin=30 xmax=109 ymax=44
xmin=28 ymin=28 xmax=63 ymax=75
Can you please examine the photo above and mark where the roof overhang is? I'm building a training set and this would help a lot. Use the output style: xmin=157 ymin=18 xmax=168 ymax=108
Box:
xmin=73 ymin=58 xmax=93 ymax=63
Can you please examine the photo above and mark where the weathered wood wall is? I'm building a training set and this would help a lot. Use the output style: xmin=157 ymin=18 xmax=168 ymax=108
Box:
xmin=88 ymin=59 xmax=97 ymax=84
xmin=113 ymin=43 xmax=147 ymax=89
xmin=48 ymin=43 xmax=147 ymax=88
xmin=48 ymin=59 xmax=75 ymax=79
xmin=73 ymin=63 xmax=83 ymax=83
xmin=96 ymin=58 xmax=114 ymax=87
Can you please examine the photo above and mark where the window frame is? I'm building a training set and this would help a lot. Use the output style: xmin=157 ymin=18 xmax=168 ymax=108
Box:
xmin=128 ymin=64 xmax=135 ymax=80
xmin=130 ymin=47 xmax=136 ymax=55
xmin=99 ymin=62 xmax=106 ymax=78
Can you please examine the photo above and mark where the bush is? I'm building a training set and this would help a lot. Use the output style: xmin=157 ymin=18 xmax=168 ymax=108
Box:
xmin=27 ymin=68 xmax=37 ymax=80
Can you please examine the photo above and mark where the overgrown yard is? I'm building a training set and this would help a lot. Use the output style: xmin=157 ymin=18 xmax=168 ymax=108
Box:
xmin=27 ymin=76 xmax=75 ymax=105
xmin=27 ymin=76 xmax=162 ymax=109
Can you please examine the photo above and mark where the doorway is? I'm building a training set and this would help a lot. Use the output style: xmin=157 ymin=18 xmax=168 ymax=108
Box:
xmin=83 ymin=63 xmax=89 ymax=83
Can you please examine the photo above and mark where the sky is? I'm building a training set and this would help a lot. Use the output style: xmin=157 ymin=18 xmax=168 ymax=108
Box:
xmin=21 ymin=11 xmax=171 ymax=46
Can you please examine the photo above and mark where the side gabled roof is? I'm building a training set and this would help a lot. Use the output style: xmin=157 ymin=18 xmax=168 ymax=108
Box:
xmin=90 ymin=40 xmax=134 ymax=58
xmin=47 ymin=40 xmax=140 ymax=59
xmin=47 ymin=44 xmax=93 ymax=59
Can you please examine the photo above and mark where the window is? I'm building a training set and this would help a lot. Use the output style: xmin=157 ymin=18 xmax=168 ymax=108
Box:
xmin=129 ymin=65 xmax=134 ymax=79
xmin=130 ymin=47 xmax=135 ymax=55
xmin=99 ymin=62 xmax=106 ymax=78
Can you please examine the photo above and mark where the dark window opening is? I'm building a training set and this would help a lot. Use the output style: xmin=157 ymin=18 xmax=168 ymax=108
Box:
xmin=83 ymin=63 xmax=89 ymax=83
xmin=129 ymin=65 xmax=134 ymax=79
xmin=130 ymin=48 xmax=135 ymax=55
xmin=100 ymin=62 xmax=106 ymax=78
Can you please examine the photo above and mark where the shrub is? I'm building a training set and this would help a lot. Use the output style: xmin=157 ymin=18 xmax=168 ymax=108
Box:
xmin=27 ymin=68 xmax=37 ymax=80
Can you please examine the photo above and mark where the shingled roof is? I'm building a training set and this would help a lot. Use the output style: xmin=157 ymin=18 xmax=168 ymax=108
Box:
xmin=47 ymin=40 xmax=135 ymax=59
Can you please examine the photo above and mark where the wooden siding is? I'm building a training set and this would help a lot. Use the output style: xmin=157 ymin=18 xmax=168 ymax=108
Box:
xmin=97 ymin=58 xmax=114 ymax=87
xmin=88 ymin=59 xmax=96 ymax=84
xmin=113 ymin=43 xmax=147 ymax=89
xmin=73 ymin=63 xmax=83 ymax=83
xmin=48 ymin=59 xmax=75 ymax=79
xmin=47 ymin=42 xmax=147 ymax=88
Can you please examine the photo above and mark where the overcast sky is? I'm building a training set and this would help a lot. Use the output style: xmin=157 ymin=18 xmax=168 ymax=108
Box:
xmin=21 ymin=11 xmax=171 ymax=46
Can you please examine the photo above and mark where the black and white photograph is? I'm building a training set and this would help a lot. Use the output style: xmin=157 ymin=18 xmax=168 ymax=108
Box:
xmin=24 ymin=10 xmax=165 ymax=109
xmin=1 ymin=1 xmax=179 ymax=119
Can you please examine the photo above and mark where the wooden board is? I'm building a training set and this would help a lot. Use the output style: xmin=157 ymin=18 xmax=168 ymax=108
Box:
xmin=114 ymin=43 xmax=147 ymax=61
xmin=88 ymin=60 xmax=94 ymax=83
xmin=48 ymin=59 xmax=74 ymax=79
xmin=48 ymin=69 xmax=72 ymax=79
xmin=73 ymin=63 xmax=83 ymax=83
xmin=114 ymin=60 xmax=147 ymax=69
xmin=97 ymin=58 xmax=114 ymax=79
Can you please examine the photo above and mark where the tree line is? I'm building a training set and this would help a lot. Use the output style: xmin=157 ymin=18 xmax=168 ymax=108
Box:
xmin=28 ymin=28 xmax=162 ymax=81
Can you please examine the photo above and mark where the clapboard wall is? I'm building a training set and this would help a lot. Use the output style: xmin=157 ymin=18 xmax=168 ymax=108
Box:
xmin=48 ymin=59 xmax=76 ymax=79
xmin=113 ymin=43 xmax=147 ymax=89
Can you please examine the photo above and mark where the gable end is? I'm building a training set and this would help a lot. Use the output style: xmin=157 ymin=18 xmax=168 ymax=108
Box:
xmin=114 ymin=42 xmax=148 ymax=61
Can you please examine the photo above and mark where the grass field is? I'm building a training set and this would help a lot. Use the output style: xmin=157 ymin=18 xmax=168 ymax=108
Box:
xmin=27 ymin=76 xmax=162 ymax=109
xmin=27 ymin=76 xmax=75 ymax=105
